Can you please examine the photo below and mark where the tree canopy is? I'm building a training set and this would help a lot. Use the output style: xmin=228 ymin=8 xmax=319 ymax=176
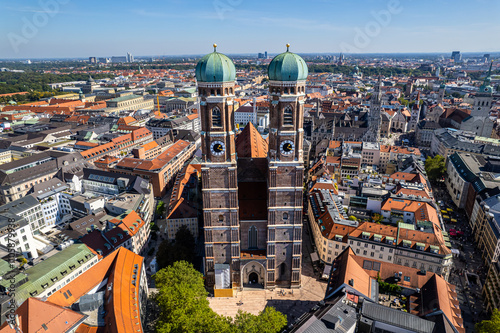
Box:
xmin=476 ymin=309 xmax=500 ymax=333
xmin=424 ymin=155 xmax=446 ymax=182
xmin=153 ymin=261 xmax=287 ymax=333
xmin=156 ymin=225 xmax=196 ymax=269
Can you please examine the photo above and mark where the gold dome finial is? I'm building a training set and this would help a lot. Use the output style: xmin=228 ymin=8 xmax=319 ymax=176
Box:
xmin=213 ymin=43 xmax=217 ymax=52
xmin=286 ymin=43 xmax=290 ymax=51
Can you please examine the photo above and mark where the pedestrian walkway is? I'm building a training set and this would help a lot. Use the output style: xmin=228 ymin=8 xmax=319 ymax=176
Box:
xmin=208 ymin=272 xmax=327 ymax=320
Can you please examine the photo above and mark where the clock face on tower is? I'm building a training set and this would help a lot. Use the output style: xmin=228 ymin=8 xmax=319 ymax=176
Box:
xmin=280 ymin=140 xmax=295 ymax=155
xmin=210 ymin=141 xmax=225 ymax=156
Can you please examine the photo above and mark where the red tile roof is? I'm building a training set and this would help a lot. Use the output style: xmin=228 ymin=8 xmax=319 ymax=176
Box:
xmin=0 ymin=298 xmax=85 ymax=333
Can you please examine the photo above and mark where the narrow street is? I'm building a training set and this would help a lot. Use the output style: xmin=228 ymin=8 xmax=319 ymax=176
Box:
xmin=432 ymin=182 xmax=488 ymax=332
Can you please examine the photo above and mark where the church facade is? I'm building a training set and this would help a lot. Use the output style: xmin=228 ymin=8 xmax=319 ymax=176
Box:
xmin=460 ymin=62 xmax=495 ymax=138
xmin=196 ymin=44 xmax=305 ymax=291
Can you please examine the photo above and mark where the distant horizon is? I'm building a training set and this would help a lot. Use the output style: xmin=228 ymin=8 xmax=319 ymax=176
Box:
xmin=2 ymin=51 xmax=500 ymax=62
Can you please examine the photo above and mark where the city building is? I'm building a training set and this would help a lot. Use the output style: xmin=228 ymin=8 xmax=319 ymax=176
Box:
xmin=460 ymin=63 xmax=495 ymax=137
xmin=146 ymin=114 xmax=200 ymax=140
xmin=0 ymin=151 xmax=90 ymax=204
xmin=31 ymin=179 xmax=73 ymax=227
xmin=114 ymin=139 xmax=196 ymax=197
xmin=0 ymin=244 xmax=98 ymax=306
xmin=41 ymin=247 xmax=148 ymax=332
xmin=0 ymin=195 xmax=45 ymax=237
xmin=105 ymin=95 xmax=154 ymax=114
xmin=0 ymin=209 xmax=38 ymax=259
xmin=198 ymin=45 xmax=305 ymax=291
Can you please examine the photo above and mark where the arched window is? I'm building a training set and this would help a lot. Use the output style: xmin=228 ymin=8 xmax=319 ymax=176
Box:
xmin=225 ymin=88 xmax=228 ymax=95
xmin=217 ymin=89 xmax=221 ymax=96
xmin=218 ymin=215 xmax=224 ymax=222
xmin=284 ymin=106 xmax=293 ymax=126
xmin=283 ymin=212 xmax=288 ymax=220
xmin=249 ymin=226 xmax=257 ymax=249
xmin=212 ymin=107 xmax=222 ymax=127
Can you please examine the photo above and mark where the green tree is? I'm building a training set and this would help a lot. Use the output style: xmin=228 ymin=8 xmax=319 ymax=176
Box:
xmin=154 ymin=261 xmax=230 ymax=333
xmin=233 ymin=307 xmax=287 ymax=333
xmin=156 ymin=201 xmax=166 ymax=217
xmin=156 ymin=225 xmax=196 ymax=269
xmin=348 ymin=215 xmax=357 ymax=221
xmin=476 ymin=309 xmax=500 ymax=333
xmin=424 ymin=155 xmax=446 ymax=182
xmin=153 ymin=261 xmax=287 ymax=333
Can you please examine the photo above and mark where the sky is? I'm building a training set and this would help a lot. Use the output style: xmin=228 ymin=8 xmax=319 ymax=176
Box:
xmin=1 ymin=0 xmax=499 ymax=59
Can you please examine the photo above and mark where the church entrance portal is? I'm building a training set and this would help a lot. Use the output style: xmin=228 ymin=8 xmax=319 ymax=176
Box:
xmin=249 ymin=272 xmax=258 ymax=284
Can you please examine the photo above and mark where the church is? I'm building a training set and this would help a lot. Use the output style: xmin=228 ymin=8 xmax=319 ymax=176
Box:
xmin=196 ymin=44 xmax=306 ymax=291
xmin=460 ymin=62 xmax=495 ymax=137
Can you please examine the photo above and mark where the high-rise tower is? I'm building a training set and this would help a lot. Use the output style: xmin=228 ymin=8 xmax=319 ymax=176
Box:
xmin=196 ymin=44 xmax=240 ymax=290
xmin=266 ymin=44 xmax=306 ymax=288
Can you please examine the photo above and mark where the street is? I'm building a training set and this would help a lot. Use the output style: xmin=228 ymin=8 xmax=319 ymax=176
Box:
xmin=432 ymin=182 xmax=488 ymax=332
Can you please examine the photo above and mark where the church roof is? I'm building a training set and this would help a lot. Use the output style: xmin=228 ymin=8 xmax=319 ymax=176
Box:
xmin=236 ymin=122 xmax=268 ymax=158
xmin=195 ymin=46 xmax=236 ymax=83
xmin=268 ymin=45 xmax=308 ymax=81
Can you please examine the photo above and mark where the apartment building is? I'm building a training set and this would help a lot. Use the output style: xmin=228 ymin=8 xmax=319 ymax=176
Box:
xmin=114 ymin=140 xmax=196 ymax=197
xmin=0 ymin=244 xmax=98 ymax=306
xmin=0 ymin=151 xmax=89 ymax=204
xmin=308 ymin=189 xmax=452 ymax=279
xmin=0 ymin=212 xmax=37 ymax=259
xmin=80 ymin=128 xmax=153 ymax=164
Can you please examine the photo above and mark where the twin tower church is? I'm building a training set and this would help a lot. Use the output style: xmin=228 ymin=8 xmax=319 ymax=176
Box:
xmin=196 ymin=44 xmax=307 ymax=290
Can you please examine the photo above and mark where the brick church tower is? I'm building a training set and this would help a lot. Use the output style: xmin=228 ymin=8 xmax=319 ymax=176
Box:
xmin=266 ymin=44 xmax=306 ymax=288
xmin=196 ymin=44 xmax=307 ymax=292
xmin=196 ymin=44 xmax=240 ymax=290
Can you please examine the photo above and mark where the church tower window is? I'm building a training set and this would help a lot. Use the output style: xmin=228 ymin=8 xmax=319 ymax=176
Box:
xmin=212 ymin=107 xmax=222 ymax=127
xmin=284 ymin=106 xmax=293 ymax=126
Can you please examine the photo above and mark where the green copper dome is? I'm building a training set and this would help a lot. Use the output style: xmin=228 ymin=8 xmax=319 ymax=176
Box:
xmin=268 ymin=45 xmax=308 ymax=81
xmin=195 ymin=45 xmax=236 ymax=83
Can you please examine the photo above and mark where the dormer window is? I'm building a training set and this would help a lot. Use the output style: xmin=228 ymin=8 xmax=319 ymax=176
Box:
xmin=362 ymin=232 xmax=370 ymax=240
xmin=402 ymin=240 xmax=411 ymax=248
xmin=416 ymin=243 xmax=425 ymax=251
xmin=430 ymin=245 xmax=439 ymax=254
xmin=386 ymin=237 xmax=394 ymax=245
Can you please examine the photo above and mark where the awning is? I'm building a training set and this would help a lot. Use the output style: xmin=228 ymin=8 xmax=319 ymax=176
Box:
xmin=310 ymin=252 xmax=319 ymax=262
xmin=416 ymin=242 xmax=425 ymax=248
xmin=373 ymin=234 xmax=382 ymax=241
xmin=445 ymin=242 xmax=452 ymax=248
xmin=362 ymin=232 xmax=371 ymax=237
xmin=335 ymin=234 xmax=343 ymax=241
xmin=403 ymin=240 xmax=412 ymax=246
